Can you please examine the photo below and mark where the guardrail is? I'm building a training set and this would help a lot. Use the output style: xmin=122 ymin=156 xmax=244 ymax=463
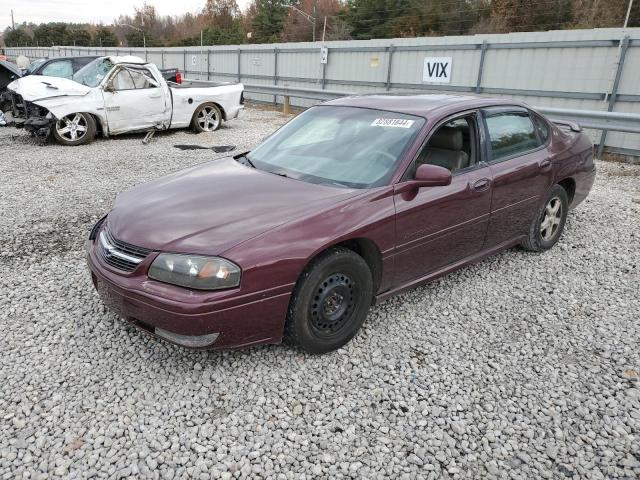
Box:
xmin=186 ymin=79 xmax=640 ymax=156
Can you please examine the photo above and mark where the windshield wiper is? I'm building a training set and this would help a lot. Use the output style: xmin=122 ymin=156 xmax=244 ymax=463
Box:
xmin=235 ymin=153 xmax=256 ymax=169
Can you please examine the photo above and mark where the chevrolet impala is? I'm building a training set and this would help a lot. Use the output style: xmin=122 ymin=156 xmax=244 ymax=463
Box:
xmin=86 ymin=95 xmax=596 ymax=353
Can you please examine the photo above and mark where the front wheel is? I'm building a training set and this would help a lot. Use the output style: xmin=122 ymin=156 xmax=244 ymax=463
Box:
xmin=522 ymin=184 xmax=569 ymax=252
xmin=284 ymin=247 xmax=373 ymax=354
xmin=192 ymin=103 xmax=222 ymax=133
xmin=52 ymin=112 xmax=96 ymax=146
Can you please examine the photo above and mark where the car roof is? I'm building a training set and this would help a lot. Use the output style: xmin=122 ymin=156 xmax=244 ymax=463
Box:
xmin=323 ymin=94 xmax=527 ymax=118
xmin=36 ymin=56 xmax=99 ymax=62
xmin=106 ymin=55 xmax=147 ymax=65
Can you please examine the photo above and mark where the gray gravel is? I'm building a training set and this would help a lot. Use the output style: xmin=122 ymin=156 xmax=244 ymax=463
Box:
xmin=1 ymin=107 xmax=639 ymax=479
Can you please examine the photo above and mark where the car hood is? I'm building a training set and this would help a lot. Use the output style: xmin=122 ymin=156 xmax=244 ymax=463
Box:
xmin=107 ymin=158 xmax=361 ymax=255
xmin=7 ymin=75 xmax=91 ymax=101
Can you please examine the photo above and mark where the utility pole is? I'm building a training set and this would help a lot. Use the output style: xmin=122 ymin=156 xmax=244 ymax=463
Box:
xmin=624 ymin=0 xmax=634 ymax=28
xmin=322 ymin=16 xmax=327 ymax=44
xmin=312 ymin=1 xmax=317 ymax=42
xmin=11 ymin=9 xmax=15 ymax=29
xmin=288 ymin=5 xmax=316 ymax=42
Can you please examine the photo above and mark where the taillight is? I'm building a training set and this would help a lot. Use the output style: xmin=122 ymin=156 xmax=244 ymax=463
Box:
xmin=175 ymin=71 xmax=182 ymax=84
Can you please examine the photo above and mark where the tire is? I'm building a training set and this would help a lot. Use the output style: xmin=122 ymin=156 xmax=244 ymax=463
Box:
xmin=52 ymin=112 xmax=96 ymax=146
xmin=521 ymin=184 xmax=569 ymax=252
xmin=192 ymin=103 xmax=222 ymax=133
xmin=284 ymin=247 xmax=373 ymax=354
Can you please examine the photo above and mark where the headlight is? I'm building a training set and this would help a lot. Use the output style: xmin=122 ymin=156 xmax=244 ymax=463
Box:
xmin=148 ymin=254 xmax=241 ymax=290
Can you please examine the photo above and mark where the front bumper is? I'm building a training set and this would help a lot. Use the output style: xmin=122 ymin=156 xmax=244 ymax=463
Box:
xmin=86 ymin=238 xmax=291 ymax=350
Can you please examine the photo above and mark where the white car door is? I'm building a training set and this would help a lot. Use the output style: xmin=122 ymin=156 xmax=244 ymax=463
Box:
xmin=101 ymin=66 xmax=168 ymax=134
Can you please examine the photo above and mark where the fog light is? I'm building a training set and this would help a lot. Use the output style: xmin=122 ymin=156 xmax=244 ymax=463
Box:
xmin=154 ymin=327 xmax=220 ymax=348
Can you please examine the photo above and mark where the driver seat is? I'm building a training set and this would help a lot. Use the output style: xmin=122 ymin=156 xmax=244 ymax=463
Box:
xmin=417 ymin=126 xmax=469 ymax=172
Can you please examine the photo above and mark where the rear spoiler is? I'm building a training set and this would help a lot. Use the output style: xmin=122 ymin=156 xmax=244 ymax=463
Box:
xmin=549 ymin=118 xmax=582 ymax=132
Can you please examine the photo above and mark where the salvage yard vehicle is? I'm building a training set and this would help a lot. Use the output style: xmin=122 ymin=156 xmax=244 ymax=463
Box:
xmin=86 ymin=95 xmax=595 ymax=354
xmin=2 ymin=56 xmax=243 ymax=145
xmin=22 ymin=56 xmax=183 ymax=84
xmin=23 ymin=56 xmax=99 ymax=78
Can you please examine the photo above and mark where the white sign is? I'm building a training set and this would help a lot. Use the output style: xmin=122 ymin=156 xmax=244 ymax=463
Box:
xmin=320 ymin=47 xmax=328 ymax=64
xmin=191 ymin=55 xmax=198 ymax=66
xmin=423 ymin=57 xmax=452 ymax=83
xmin=371 ymin=118 xmax=415 ymax=128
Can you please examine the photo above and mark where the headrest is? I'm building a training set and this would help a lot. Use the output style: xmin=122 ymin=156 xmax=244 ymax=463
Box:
xmin=428 ymin=126 xmax=463 ymax=151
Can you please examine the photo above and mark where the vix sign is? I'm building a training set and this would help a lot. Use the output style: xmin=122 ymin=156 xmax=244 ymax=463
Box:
xmin=423 ymin=57 xmax=452 ymax=83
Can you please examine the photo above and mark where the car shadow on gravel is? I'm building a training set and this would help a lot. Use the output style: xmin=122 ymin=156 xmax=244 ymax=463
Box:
xmin=1 ymin=213 xmax=97 ymax=262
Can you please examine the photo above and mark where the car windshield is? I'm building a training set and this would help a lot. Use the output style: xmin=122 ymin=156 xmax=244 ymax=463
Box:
xmin=26 ymin=58 xmax=47 ymax=74
xmin=72 ymin=58 xmax=114 ymax=87
xmin=247 ymin=106 xmax=424 ymax=188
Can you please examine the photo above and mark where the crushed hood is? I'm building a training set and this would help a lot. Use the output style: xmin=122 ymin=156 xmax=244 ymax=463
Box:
xmin=107 ymin=158 xmax=360 ymax=255
xmin=7 ymin=75 xmax=91 ymax=101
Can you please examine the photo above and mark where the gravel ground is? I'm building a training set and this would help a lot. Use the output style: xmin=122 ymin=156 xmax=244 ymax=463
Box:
xmin=1 ymin=107 xmax=639 ymax=480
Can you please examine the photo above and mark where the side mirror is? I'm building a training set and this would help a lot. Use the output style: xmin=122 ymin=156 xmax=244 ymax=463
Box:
xmin=394 ymin=164 xmax=452 ymax=194
xmin=394 ymin=163 xmax=451 ymax=193
xmin=413 ymin=164 xmax=452 ymax=187
xmin=103 ymin=81 xmax=115 ymax=93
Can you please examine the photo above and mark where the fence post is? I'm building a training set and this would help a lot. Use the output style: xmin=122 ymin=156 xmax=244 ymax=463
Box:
xmin=476 ymin=41 xmax=488 ymax=94
xmin=385 ymin=45 xmax=395 ymax=91
xmin=283 ymin=95 xmax=291 ymax=114
xmin=207 ymin=50 xmax=211 ymax=80
xmin=161 ymin=49 xmax=165 ymax=69
xmin=598 ymin=35 xmax=630 ymax=158
xmin=274 ymin=47 xmax=279 ymax=105
xmin=237 ymin=48 xmax=241 ymax=82
xmin=321 ymin=47 xmax=328 ymax=90
xmin=183 ymin=50 xmax=187 ymax=75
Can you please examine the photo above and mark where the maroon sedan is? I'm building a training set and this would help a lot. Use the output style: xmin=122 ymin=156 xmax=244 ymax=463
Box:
xmin=87 ymin=95 xmax=595 ymax=353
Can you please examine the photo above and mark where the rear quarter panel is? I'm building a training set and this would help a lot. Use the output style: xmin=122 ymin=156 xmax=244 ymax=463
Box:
xmin=549 ymin=124 xmax=595 ymax=208
xmin=169 ymin=83 xmax=244 ymax=128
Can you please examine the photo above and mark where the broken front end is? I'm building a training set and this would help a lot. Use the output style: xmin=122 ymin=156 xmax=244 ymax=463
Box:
xmin=2 ymin=89 xmax=54 ymax=139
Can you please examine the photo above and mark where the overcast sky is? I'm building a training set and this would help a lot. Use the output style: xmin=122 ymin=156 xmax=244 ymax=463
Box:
xmin=1 ymin=0 xmax=253 ymax=32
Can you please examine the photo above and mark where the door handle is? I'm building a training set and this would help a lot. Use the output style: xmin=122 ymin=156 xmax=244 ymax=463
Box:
xmin=473 ymin=178 xmax=490 ymax=192
xmin=149 ymin=93 xmax=161 ymax=99
xmin=540 ymin=159 xmax=552 ymax=172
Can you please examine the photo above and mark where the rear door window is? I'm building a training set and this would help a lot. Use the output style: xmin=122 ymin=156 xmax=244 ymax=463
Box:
xmin=485 ymin=112 xmax=540 ymax=161
xmin=41 ymin=60 xmax=73 ymax=79
xmin=532 ymin=114 xmax=550 ymax=144
xmin=73 ymin=57 xmax=96 ymax=71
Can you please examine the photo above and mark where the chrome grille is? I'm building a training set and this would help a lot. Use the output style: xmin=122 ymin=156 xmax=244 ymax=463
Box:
xmin=98 ymin=228 xmax=151 ymax=272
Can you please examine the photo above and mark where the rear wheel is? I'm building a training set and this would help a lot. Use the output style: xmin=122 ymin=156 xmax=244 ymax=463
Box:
xmin=192 ymin=103 xmax=222 ymax=133
xmin=284 ymin=247 xmax=373 ymax=354
xmin=522 ymin=184 xmax=569 ymax=252
xmin=52 ymin=112 xmax=96 ymax=146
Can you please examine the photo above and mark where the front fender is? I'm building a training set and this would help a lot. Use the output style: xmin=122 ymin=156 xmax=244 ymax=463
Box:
xmin=33 ymin=90 xmax=108 ymax=134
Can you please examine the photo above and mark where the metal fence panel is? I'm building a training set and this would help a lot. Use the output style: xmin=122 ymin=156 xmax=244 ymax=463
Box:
xmin=5 ymin=27 xmax=640 ymax=154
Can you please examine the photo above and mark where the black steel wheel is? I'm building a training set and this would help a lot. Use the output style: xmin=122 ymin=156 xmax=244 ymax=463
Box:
xmin=309 ymin=273 xmax=357 ymax=338
xmin=285 ymin=247 xmax=373 ymax=354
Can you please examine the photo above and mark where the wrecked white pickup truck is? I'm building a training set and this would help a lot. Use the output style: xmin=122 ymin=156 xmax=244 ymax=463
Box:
xmin=2 ymin=56 xmax=244 ymax=146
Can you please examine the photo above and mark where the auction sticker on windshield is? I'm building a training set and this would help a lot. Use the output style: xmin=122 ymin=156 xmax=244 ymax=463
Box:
xmin=371 ymin=118 xmax=415 ymax=128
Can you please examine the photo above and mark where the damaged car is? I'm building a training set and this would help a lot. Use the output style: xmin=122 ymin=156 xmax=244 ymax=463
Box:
xmin=2 ymin=56 xmax=244 ymax=146
xmin=0 ymin=59 xmax=22 ymax=114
